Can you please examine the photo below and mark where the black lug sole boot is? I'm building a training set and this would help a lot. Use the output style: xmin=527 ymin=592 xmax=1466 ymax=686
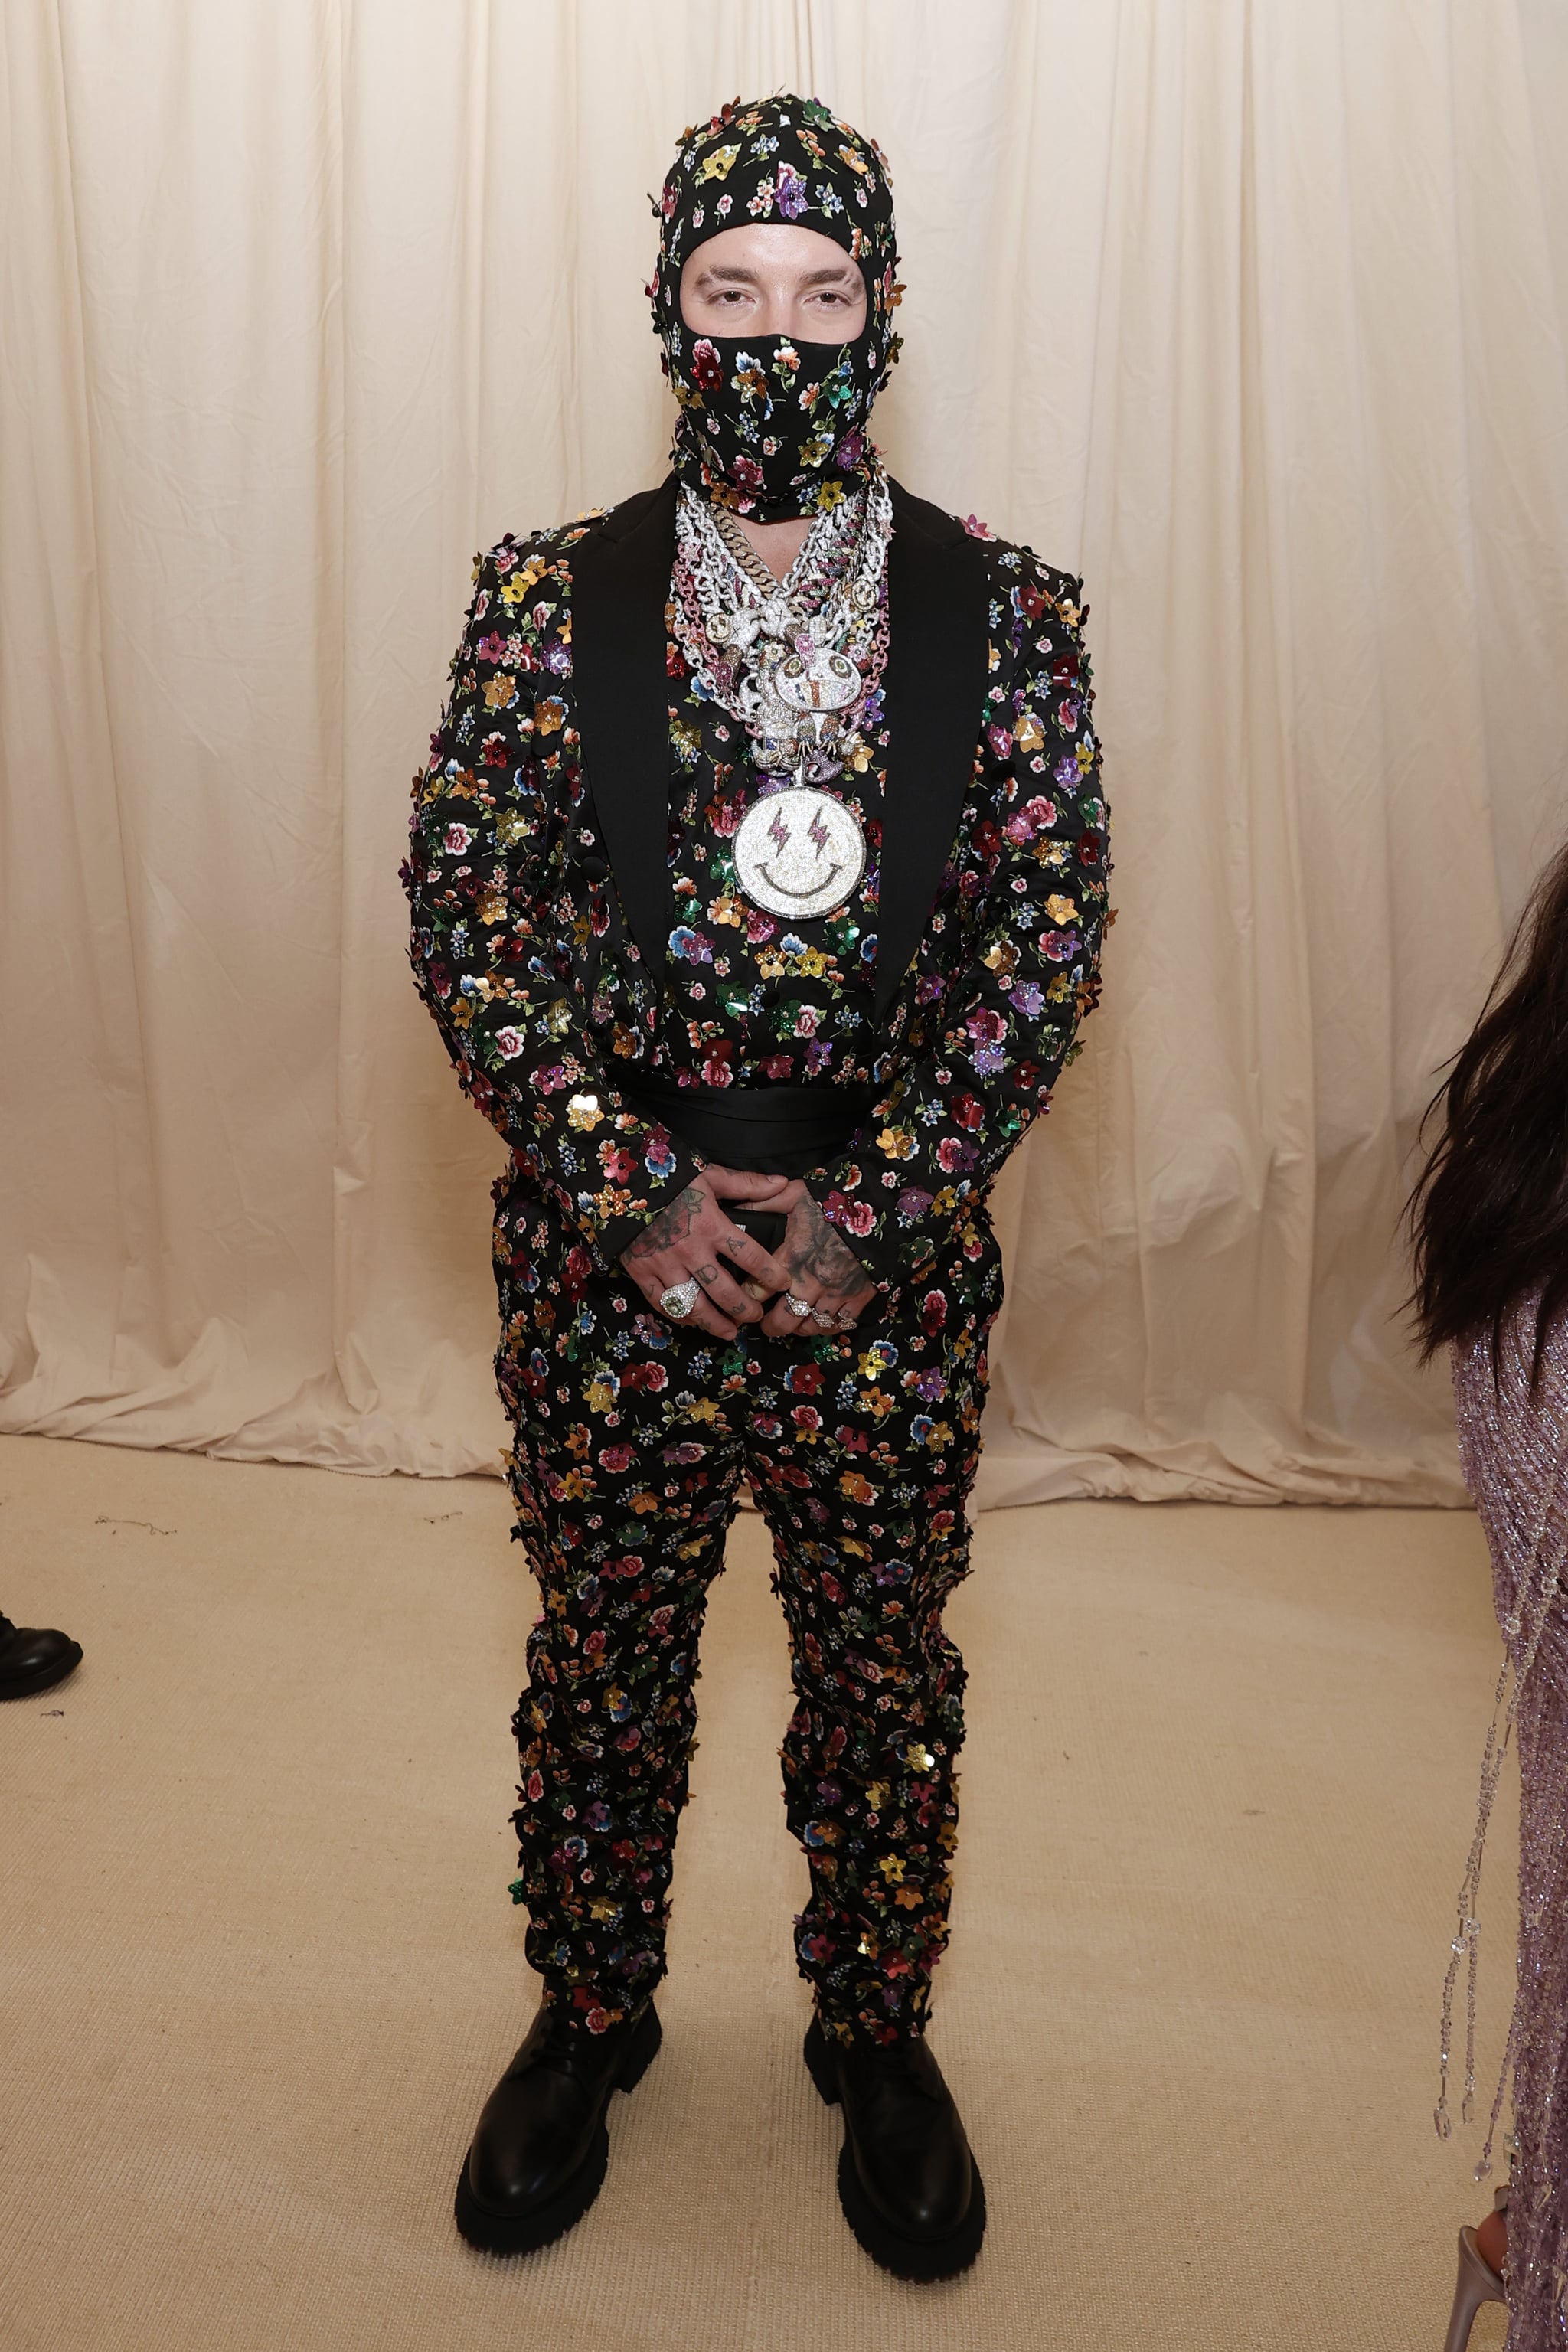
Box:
xmin=456 ymin=2001 xmax=662 ymax=2255
xmin=805 ymin=2014 xmax=987 ymax=2280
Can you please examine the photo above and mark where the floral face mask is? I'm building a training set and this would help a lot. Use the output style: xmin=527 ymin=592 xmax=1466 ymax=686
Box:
xmin=650 ymin=93 xmax=901 ymax=521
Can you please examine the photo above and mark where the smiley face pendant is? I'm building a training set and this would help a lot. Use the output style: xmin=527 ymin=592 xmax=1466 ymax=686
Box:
xmin=731 ymin=787 xmax=867 ymax=920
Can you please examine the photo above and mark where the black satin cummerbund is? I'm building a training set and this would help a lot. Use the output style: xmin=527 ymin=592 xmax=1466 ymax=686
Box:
xmin=619 ymin=1076 xmax=875 ymax=1179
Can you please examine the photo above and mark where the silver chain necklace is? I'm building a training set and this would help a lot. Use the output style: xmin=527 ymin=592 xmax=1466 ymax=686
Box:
xmin=672 ymin=472 xmax=892 ymax=921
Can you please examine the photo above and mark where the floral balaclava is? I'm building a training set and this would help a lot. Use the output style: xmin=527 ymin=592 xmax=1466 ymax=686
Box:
xmin=649 ymin=93 xmax=901 ymax=521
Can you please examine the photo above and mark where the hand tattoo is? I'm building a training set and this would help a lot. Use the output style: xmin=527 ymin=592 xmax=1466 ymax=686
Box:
xmin=785 ymin=1196 xmax=868 ymax=1302
xmin=623 ymin=1186 xmax=706 ymax=1264
xmin=693 ymin=1264 xmax=720 ymax=1287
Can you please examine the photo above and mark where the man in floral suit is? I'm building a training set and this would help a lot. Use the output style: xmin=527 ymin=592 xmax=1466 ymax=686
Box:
xmin=405 ymin=93 xmax=1107 ymax=2280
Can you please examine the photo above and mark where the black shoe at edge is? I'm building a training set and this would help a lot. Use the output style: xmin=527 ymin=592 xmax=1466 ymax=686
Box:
xmin=455 ymin=2001 xmax=662 ymax=2255
xmin=0 ymin=1615 xmax=83 ymax=1701
xmin=804 ymin=2013 xmax=987 ymax=2279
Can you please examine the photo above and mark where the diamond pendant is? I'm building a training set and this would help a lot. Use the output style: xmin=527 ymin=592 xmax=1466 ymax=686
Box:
xmin=731 ymin=787 xmax=867 ymax=920
xmin=774 ymin=646 xmax=861 ymax=714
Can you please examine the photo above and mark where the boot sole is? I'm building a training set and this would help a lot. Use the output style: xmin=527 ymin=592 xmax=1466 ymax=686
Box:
xmin=804 ymin=2017 xmax=988 ymax=2282
xmin=454 ymin=2002 xmax=662 ymax=2256
xmin=0 ymin=1641 xmax=83 ymax=1701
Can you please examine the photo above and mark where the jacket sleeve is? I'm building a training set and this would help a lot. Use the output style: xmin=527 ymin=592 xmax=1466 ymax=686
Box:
xmin=403 ymin=537 xmax=704 ymax=1265
xmin=806 ymin=553 xmax=1109 ymax=1288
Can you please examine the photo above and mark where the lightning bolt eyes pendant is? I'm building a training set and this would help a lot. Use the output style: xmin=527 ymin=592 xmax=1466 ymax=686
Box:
xmin=671 ymin=471 xmax=890 ymax=920
xmin=731 ymin=772 xmax=867 ymax=920
xmin=716 ymin=654 xmax=873 ymax=920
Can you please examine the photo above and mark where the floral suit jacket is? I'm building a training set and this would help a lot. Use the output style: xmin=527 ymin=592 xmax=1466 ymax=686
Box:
xmin=404 ymin=476 xmax=1109 ymax=1292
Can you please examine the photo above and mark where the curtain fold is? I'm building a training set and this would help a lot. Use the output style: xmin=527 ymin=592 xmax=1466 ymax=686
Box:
xmin=3 ymin=0 xmax=1565 ymax=1503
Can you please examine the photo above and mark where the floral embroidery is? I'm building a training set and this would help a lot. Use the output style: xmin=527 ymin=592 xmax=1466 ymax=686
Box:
xmin=494 ymin=1188 xmax=1002 ymax=2043
xmin=404 ymin=508 xmax=1109 ymax=1289
xmin=403 ymin=484 xmax=1110 ymax=2041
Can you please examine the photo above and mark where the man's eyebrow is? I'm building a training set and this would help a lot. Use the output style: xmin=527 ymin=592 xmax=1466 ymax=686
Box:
xmin=693 ymin=262 xmax=860 ymax=287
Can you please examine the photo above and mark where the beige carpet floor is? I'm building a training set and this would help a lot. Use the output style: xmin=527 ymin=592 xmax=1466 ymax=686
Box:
xmin=0 ymin=1432 xmax=1516 ymax=2351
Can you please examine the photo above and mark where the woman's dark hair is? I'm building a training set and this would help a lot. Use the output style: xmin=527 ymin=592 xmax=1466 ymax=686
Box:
xmin=1407 ymin=833 xmax=1568 ymax=1390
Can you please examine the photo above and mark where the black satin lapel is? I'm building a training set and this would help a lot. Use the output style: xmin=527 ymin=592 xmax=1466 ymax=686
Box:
xmin=569 ymin=477 xmax=678 ymax=976
xmin=875 ymin=482 xmax=991 ymax=1021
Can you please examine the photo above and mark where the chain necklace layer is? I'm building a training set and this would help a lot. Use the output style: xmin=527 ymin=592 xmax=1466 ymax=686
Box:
xmin=671 ymin=472 xmax=892 ymax=922
xmin=671 ymin=472 xmax=890 ymax=782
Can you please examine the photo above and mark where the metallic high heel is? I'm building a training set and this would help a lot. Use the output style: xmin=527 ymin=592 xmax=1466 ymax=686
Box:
xmin=1442 ymin=2224 xmax=1505 ymax=2352
xmin=1443 ymin=2154 xmax=1511 ymax=2352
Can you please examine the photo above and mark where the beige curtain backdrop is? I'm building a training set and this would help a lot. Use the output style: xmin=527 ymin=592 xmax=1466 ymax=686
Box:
xmin=3 ymin=0 xmax=1566 ymax=1504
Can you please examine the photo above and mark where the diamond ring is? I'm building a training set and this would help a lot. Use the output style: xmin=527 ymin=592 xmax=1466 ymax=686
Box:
xmin=783 ymin=1293 xmax=814 ymax=1319
xmin=811 ymin=1308 xmax=838 ymax=1328
xmin=659 ymin=1279 xmax=701 ymax=1320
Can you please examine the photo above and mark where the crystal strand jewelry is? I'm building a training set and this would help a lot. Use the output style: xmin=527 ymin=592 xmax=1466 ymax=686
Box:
xmin=671 ymin=469 xmax=893 ymax=922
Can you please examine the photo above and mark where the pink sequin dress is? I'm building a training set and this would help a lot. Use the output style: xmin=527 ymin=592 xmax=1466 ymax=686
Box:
xmin=1452 ymin=1295 xmax=1568 ymax=2349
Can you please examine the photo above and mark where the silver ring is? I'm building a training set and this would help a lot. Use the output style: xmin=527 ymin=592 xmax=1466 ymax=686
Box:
xmin=659 ymin=1279 xmax=701 ymax=1320
xmin=811 ymin=1308 xmax=837 ymax=1328
xmin=783 ymin=1293 xmax=813 ymax=1319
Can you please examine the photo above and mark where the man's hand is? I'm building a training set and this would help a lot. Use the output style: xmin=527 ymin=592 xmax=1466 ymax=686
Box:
xmin=619 ymin=1168 xmax=795 ymax=1339
xmin=756 ymin=1181 xmax=878 ymax=1340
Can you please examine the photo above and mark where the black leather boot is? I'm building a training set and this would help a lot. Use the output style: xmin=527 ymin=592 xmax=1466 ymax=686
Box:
xmin=455 ymin=2001 xmax=661 ymax=2253
xmin=804 ymin=2014 xmax=986 ymax=2278
xmin=0 ymin=1614 xmax=83 ymax=1700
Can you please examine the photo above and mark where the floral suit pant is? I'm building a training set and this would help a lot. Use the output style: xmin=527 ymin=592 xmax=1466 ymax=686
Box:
xmin=492 ymin=1171 xmax=1004 ymax=2047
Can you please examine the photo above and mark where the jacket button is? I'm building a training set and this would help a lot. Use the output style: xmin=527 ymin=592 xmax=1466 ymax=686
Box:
xmin=581 ymin=854 xmax=609 ymax=882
